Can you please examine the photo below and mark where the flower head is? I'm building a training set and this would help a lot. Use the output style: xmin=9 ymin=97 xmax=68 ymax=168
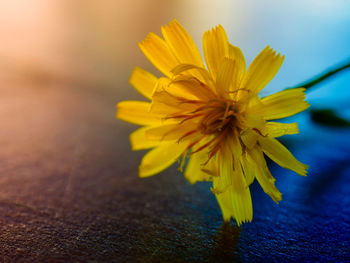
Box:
xmin=117 ymin=20 xmax=309 ymax=225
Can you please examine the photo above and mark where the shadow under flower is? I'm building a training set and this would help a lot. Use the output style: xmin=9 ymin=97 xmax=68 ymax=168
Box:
xmin=209 ymin=222 xmax=241 ymax=262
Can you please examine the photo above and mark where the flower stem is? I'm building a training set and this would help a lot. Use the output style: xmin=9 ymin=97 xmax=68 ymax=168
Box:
xmin=287 ymin=59 xmax=350 ymax=91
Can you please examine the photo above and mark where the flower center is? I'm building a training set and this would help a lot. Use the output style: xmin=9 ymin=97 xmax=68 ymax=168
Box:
xmin=166 ymin=98 xmax=243 ymax=162
xmin=197 ymin=99 xmax=240 ymax=136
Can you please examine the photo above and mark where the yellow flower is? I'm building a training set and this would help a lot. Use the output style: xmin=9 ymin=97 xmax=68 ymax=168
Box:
xmin=116 ymin=20 xmax=309 ymax=226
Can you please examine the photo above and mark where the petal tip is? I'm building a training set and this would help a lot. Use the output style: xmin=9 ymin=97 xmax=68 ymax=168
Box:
xmin=138 ymin=165 xmax=151 ymax=178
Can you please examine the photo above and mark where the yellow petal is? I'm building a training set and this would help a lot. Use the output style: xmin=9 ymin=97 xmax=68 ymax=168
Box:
xmin=129 ymin=67 xmax=158 ymax=100
xmin=266 ymin=122 xmax=299 ymax=137
xmin=240 ymin=153 xmax=255 ymax=186
xmin=240 ymin=113 xmax=266 ymax=134
xmin=184 ymin=151 xmax=215 ymax=184
xmin=213 ymin=166 xmax=253 ymax=226
xmin=167 ymin=80 xmax=200 ymax=101
xmin=228 ymin=44 xmax=246 ymax=89
xmin=161 ymin=19 xmax=204 ymax=68
xmin=258 ymin=88 xmax=310 ymax=120
xmin=116 ymin=101 xmax=161 ymax=126
xmin=240 ymin=46 xmax=284 ymax=96
xmin=227 ymin=44 xmax=247 ymax=100
xmin=213 ymin=137 xmax=253 ymax=225
xmin=170 ymin=76 xmax=216 ymax=101
xmin=229 ymin=130 xmax=243 ymax=160
xmin=130 ymin=126 xmax=161 ymax=150
xmin=139 ymin=141 xmax=187 ymax=178
xmin=203 ymin=25 xmax=229 ymax=81
xmin=145 ymin=123 xmax=180 ymax=141
xmin=150 ymin=78 xmax=180 ymax=115
xmin=139 ymin=32 xmax=179 ymax=77
xmin=146 ymin=121 xmax=196 ymax=141
xmin=215 ymin=192 xmax=234 ymax=222
xmin=248 ymin=147 xmax=282 ymax=203
xmin=216 ymin=57 xmax=237 ymax=98
xmin=258 ymin=136 xmax=308 ymax=176
xmin=240 ymin=129 xmax=258 ymax=150
xmin=150 ymin=78 xmax=197 ymax=115
xmin=171 ymin=63 xmax=215 ymax=90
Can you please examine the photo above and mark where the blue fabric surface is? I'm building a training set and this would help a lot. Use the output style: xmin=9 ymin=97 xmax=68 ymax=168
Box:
xmin=237 ymin=114 xmax=350 ymax=262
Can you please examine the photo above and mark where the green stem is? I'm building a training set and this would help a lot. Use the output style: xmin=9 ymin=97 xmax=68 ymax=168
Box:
xmin=287 ymin=59 xmax=350 ymax=91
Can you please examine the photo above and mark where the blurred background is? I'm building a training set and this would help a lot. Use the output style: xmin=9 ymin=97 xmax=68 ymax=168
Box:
xmin=0 ymin=0 xmax=349 ymax=262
